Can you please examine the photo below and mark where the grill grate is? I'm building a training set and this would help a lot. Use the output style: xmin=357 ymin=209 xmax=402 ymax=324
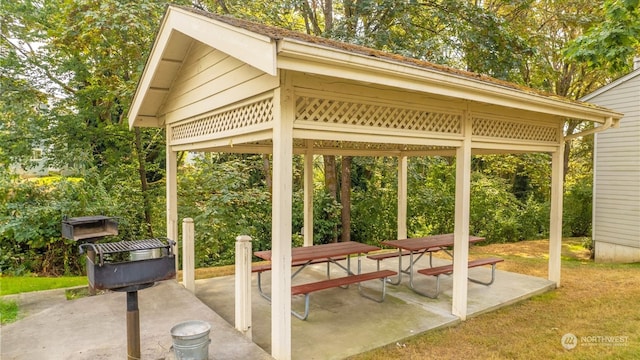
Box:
xmin=79 ymin=237 xmax=175 ymax=266
xmin=92 ymin=238 xmax=168 ymax=254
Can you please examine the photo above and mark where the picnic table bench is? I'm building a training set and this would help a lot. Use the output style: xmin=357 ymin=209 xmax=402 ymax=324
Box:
xmin=252 ymin=257 xmax=346 ymax=300
xmin=416 ymin=257 xmax=504 ymax=298
xmin=290 ymin=270 xmax=397 ymax=320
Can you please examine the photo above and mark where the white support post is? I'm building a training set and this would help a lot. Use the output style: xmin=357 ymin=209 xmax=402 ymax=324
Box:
xmin=182 ymin=218 xmax=195 ymax=293
xmin=549 ymin=145 xmax=565 ymax=286
xmin=271 ymin=73 xmax=294 ymax=360
xmin=235 ymin=235 xmax=252 ymax=339
xmin=303 ymin=140 xmax=314 ymax=247
xmin=397 ymin=155 xmax=408 ymax=240
xmin=166 ymin=132 xmax=179 ymax=280
xmin=452 ymin=111 xmax=472 ymax=321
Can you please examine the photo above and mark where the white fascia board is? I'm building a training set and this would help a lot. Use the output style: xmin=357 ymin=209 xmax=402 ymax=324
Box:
xmin=128 ymin=10 xmax=177 ymax=129
xmin=170 ymin=7 xmax=277 ymax=76
xmin=276 ymin=39 xmax=623 ymax=124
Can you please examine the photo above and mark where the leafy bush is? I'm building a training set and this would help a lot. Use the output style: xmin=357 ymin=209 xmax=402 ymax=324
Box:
xmin=177 ymin=157 xmax=272 ymax=267
xmin=0 ymin=171 xmax=121 ymax=275
xmin=563 ymin=176 xmax=593 ymax=237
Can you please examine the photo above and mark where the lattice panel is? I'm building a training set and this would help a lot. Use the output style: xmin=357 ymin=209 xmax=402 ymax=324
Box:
xmin=296 ymin=96 xmax=461 ymax=134
xmin=171 ymin=98 xmax=273 ymax=142
xmin=472 ymin=117 xmax=558 ymax=143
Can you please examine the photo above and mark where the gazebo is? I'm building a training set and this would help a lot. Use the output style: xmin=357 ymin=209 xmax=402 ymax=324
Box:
xmin=127 ymin=5 xmax=623 ymax=359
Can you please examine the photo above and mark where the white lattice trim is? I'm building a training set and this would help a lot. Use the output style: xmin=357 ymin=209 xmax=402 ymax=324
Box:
xmin=171 ymin=97 xmax=274 ymax=142
xmin=296 ymin=96 xmax=462 ymax=134
xmin=472 ymin=116 xmax=559 ymax=143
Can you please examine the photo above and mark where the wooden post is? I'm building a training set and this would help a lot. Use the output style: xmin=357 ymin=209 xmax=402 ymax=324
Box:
xmin=182 ymin=218 xmax=195 ymax=293
xmin=397 ymin=155 xmax=408 ymax=240
xmin=271 ymin=72 xmax=294 ymax=360
xmin=452 ymin=111 xmax=471 ymax=321
xmin=549 ymin=144 xmax=564 ymax=286
xmin=303 ymin=140 xmax=314 ymax=247
xmin=166 ymin=129 xmax=179 ymax=280
xmin=235 ymin=235 xmax=252 ymax=339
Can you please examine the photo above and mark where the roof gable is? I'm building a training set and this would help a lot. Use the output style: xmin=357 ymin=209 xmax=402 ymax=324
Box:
xmin=128 ymin=5 xmax=623 ymax=129
xmin=128 ymin=6 xmax=277 ymax=128
xmin=581 ymin=67 xmax=640 ymax=101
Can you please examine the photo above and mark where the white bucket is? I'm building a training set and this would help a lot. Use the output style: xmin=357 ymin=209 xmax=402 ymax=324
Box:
xmin=170 ymin=320 xmax=211 ymax=360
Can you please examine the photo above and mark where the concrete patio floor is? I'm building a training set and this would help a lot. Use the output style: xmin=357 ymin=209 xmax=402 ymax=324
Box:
xmin=195 ymin=253 xmax=556 ymax=359
xmin=1 ymin=280 xmax=272 ymax=360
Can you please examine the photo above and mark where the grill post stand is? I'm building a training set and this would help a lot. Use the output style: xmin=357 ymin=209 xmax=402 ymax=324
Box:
xmin=126 ymin=290 xmax=141 ymax=360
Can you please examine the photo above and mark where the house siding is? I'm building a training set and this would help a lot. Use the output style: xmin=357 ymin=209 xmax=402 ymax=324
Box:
xmin=591 ymin=71 xmax=640 ymax=261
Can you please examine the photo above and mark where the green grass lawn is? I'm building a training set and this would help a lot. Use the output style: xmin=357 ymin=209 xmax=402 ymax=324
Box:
xmin=0 ymin=276 xmax=87 ymax=296
xmin=347 ymin=239 xmax=640 ymax=360
xmin=0 ymin=275 xmax=88 ymax=325
xmin=0 ymin=299 xmax=18 ymax=324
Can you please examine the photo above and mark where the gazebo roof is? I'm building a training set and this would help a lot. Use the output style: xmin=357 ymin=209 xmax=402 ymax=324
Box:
xmin=128 ymin=5 xmax=622 ymax=133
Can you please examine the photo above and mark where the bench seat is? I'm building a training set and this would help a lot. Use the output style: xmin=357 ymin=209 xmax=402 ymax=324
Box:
xmin=253 ymin=256 xmax=347 ymax=300
xmin=291 ymin=270 xmax=397 ymax=320
xmin=415 ymin=257 xmax=504 ymax=298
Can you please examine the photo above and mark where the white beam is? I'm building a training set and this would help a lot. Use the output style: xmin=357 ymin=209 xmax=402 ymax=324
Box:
xmin=303 ymin=140 xmax=314 ymax=247
xmin=166 ymin=130 xmax=179 ymax=279
xmin=549 ymin=144 xmax=564 ymax=286
xmin=270 ymin=73 xmax=294 ymax=360
xmin=452 ymin=111 xmax=472 ymax=320
xmin=397 ymin=156 xmax=408 ymax=239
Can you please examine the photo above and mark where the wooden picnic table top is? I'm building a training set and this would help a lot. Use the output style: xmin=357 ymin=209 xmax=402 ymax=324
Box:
xmin=380 ymin=233 xmax=485 ymax=252
xmin=254 ymin=241 xmax=380 ymax=262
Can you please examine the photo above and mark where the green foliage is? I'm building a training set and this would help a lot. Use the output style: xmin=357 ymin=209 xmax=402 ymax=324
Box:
xmin=563 ymin=176 xmax=593 ymax=237
xmin=0 ymin=299 xmax=19 ymax=324
xmin=293 ymin=190 xmax=342 ymax=245
xmin=0 ymin=170 xmax=150 ymax=275
xmin=178 ymin=155 xmax=272 ymax=266
xmin=407 ymin=157 xmax=456 ymax=237
xmin=470 ymin=173 xmax=522 ymax=242
xmin=565 ymin=0 xmax=640 ymax=73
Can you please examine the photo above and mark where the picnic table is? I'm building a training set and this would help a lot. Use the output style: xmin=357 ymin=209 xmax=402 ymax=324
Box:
xmin=381 ymin=234 xmax=497 ymax=297
xmin=253 ymin=241 xmax=396 ymax=319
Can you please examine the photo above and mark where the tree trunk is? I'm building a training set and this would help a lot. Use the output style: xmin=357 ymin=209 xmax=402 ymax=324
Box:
xmin=263 ymin=154 xmax=272 ymax=192
xmin=340 ymin=156 xmax=352 ymax=242
xmin=134 ymin=127 xmax=153 ymax=237
xmin=324 ymin=155 xmax=338 ymax=242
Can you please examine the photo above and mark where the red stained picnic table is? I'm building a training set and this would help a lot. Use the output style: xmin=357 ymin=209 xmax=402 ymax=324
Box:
xmin=380 ymin=234 xmax=485 ymax=294
xmin=254 ymin=241 xmax=380 ymax=278
xmin=254 ymin=241 xmax=380 ymax=263
xmin=253 ymin=241 xmax=389 ymax=320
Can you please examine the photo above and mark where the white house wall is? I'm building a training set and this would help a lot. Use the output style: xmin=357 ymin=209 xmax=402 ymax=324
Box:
xmin=592 ymin=72 xmax=640 ymax=260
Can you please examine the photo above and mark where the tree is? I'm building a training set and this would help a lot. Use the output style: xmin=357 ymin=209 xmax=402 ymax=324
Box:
xmin=565 ymin=0 xmax=640 ymax=73
xmin=1 ymin=0 xmax=190 ymax=238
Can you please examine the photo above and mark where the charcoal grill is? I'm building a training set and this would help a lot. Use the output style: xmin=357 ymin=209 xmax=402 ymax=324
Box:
xmin=79 ymin=238 xmax=176 ymax=359
xmin=62 ymin=215 xmax=118 ymax=241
